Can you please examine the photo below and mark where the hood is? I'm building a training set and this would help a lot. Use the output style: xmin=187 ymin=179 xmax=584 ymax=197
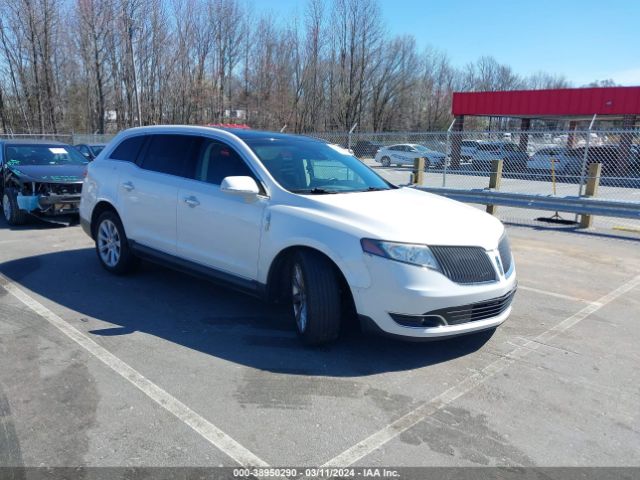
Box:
xmin=7 ymin=164 xmax=85 ymax=183
xmin=302 ymin=187 xmax=504 ymax=251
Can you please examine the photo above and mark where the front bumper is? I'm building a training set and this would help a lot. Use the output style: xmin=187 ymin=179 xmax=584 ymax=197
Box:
xmin=17 ymin=193 xmax=81 ymax=216
xmin=351 ymin=254 xmax=517 ymax=339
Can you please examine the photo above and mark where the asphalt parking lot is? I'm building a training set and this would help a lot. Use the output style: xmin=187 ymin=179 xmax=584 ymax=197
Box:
xmin=1 ymin=217 xmax=639 ymax=469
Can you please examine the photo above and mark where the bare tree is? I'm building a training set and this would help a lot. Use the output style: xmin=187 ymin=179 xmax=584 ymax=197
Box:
xmin=0 ymin=0 xmax=590 ymax=135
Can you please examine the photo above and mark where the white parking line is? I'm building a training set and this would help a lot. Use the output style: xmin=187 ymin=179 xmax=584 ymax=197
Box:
xmin=322 ymin=274 xmax=640 ymax=467
xmin=0 ymin=273 xmax=269 ymax=468
xmin=517 ymin=284 xmax=600 ymax=305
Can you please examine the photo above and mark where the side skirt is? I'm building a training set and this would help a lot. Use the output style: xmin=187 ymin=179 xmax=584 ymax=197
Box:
xmin=129 ymin=241 xmax=268 ymax=300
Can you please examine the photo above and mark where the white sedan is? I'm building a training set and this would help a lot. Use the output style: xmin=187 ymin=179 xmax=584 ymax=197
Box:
xmin=375 ymin=144 xmax=448 ymax=169
xmin=81 ymin=126 xmax=515 ymax=345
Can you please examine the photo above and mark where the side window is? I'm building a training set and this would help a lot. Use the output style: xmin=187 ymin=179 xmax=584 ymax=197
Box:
xmin=110 ymin=136 xmax=146 ymax=162
xmin=190 ymin=139 xmax=254 ymax=185
xmin=140 ymin=134 xmax=200 ymax=177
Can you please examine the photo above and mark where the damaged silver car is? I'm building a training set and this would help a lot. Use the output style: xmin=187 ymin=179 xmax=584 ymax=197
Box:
xmin=1 ymin=140 xmax=87 ymax=225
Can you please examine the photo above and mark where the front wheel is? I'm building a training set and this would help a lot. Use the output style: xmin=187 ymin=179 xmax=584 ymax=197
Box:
xmin=290 ymin=250 xmax=341 ymax=345
xmin=2 ymin=190 xmax=28 ymax=225
xmin=95 ymin=211 xmax=137 ymax=274
xmin=381 ymin=156 xmax=391 ymax=167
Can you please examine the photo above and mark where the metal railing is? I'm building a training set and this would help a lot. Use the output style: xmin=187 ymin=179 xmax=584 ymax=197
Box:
xmin=315 ymin=128 xmax=640 ymax=231
xmin=415 ymin=187 xmax=640 ymax=220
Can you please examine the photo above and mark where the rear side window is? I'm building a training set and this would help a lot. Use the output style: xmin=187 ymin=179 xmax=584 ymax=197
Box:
xmin=140 ymin=134 xmax=201 ymax=176
xmin=110 ymin=136 xmax=146 ymax=162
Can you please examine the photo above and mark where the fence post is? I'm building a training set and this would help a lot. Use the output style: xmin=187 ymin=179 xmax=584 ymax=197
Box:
xmin=577 ymin=130 xmax=592 ymax=197
xmin=412 ymin=157 xmax=425 ymax=185
xmin=444 ymin=119 xmax=455 ymax=187
xmin=486 ymin=159 xmax=503 ymax=215
xmin=579 ymin=162 xmax=602 ymax=228
xmin=348 ymin=123 xmax=357 ymax=153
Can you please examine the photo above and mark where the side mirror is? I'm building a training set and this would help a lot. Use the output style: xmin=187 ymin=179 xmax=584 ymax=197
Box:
xmin=220 ymin=176 xmax=260 ymax=197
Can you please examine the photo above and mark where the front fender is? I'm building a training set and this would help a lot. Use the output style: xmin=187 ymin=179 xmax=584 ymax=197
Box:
xmin=258 ymin=208 xmax=372 ymax=289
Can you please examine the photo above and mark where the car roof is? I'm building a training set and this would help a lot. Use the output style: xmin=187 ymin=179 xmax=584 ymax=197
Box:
xmin=118 ymin=125 xmax=327 ymax=145
xmin=218 ymin=127 xmax=326 ymax=143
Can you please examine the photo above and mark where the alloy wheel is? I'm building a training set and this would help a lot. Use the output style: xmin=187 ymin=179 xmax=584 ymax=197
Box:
xmin=3 ymin=194 xmax=11 ymax=221
xmin=292 ymin=263 xmax=308 ymax=332
xmin=97 ymin=219 xmax=122 ymax=268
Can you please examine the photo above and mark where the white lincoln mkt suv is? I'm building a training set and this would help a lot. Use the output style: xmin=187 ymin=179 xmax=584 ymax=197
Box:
xmin=80 ymin=126 xmax=516 ymax=345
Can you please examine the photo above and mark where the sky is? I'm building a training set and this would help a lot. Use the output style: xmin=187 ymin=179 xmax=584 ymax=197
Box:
xmin=254 ymin=0 xmax=640 ymax=86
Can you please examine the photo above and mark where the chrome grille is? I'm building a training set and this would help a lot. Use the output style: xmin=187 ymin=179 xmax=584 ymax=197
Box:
xmin=430 ymin=246 xmax=497 ymax=284
xmin=427 ymin=289 xmax=517 ymax=326
xmin=498 ymin=235 xmax=512 ymax=274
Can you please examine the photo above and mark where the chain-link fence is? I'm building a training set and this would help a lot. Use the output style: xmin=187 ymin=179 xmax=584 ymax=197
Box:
xmin=71 ymin=133 xmax=117 ymax=145
xmin=3 ymin=128 xmax=638 ymax=231
xmin=313 ymin=129 xmax=640 ymax=232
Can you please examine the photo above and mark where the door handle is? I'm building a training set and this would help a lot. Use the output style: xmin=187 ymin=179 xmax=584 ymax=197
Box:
xmin=122 ymin=181 xmax=135 ymax=191
xmin=183 ymin=196 xmax=200 ymax=208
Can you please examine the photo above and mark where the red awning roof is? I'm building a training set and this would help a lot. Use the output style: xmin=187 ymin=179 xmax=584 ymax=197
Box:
xmin=452 ymin=86 xmax=640 ymax=117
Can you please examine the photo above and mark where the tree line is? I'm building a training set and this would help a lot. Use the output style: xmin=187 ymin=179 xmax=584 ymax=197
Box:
xmin=1 ymin=0 xmax=600 ymax=135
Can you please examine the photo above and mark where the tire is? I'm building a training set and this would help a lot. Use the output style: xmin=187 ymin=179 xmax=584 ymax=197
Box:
xmin=290 ymin=250 xmax=341 ymax=345
xmin=2 ymin=189 xmax=28 ymax=226
xmin=381 ymin=156 xmax=391 ymax=167
xmin=423 ymin=158 xmax=431 ymax=171
xmin=94 ymin=210 xmax=137 ymax=275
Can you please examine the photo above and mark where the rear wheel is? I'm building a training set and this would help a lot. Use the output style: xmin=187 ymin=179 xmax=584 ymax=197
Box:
xmin=95 ymin=210 xmax=137 ymax=274
xmin=423 ymin=158 xmax=431 ymax=170
xmin=290 ymin=250 xmax=341 ymax=345
xmin=2 ymin=190 xmax=28 ymax=226
xmin=381 ymin=156 xmax=391 ymax=167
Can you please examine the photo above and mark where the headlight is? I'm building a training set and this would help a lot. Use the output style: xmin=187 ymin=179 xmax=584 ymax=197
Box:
xmin=361 ymin=238 xmax=441 ymax=271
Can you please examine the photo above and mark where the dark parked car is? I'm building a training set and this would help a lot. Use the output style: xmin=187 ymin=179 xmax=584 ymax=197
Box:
xmin=1 ymin=140 xmax=88 ymax=225
xmin=563 ymin=145 xmax=640 ymax=176
xmin=352 ymin=140 xmax=385 ymax=158
xmin=471 ymin=142 xmax=530 ymax=172
xmin=75 ymin=143 xmax=107 ymax=160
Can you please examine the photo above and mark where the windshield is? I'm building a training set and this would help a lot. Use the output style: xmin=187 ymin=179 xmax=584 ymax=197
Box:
xmin=91 ymin=145 xmax=105 ymax=155
xmin=245 ymin=138 xmax=393 ymax=194
xmin=4 ymin=145 xmax=89 ymax=166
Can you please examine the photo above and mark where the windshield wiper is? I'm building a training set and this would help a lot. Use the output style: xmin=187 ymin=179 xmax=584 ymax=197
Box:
xmin=290 ymin=187 xmax=338 ymax=194
xmin=350 ymin=186 xmax=390 ymax=192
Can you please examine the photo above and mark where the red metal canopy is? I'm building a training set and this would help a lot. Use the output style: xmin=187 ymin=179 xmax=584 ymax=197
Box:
xmin=452 ymin=86 xmax=640 ymax=118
